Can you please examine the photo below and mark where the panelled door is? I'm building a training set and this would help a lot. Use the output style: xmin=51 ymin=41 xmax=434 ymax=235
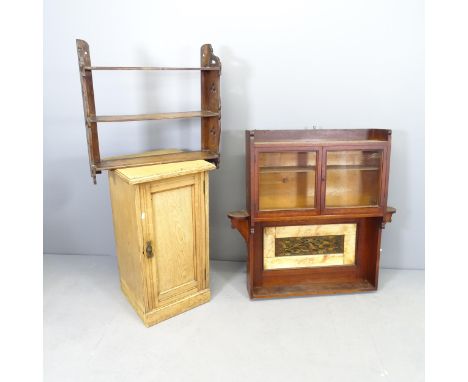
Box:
xmin=140 ymin=172 xmax=208 ymax=311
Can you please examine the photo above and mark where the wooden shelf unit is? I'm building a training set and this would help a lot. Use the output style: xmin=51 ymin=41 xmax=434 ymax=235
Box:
xmin=76 ymin=40 xmax=221 ymax=183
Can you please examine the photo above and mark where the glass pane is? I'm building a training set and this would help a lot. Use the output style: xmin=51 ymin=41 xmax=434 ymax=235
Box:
xmin=325 ymin=150 xmax=381 ymax=208
xmin=259 ymin=152 xmax=316 ymax=210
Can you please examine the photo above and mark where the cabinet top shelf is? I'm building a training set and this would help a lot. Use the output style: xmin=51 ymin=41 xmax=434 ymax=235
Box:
xmin=249 ymin=129 xmax=392 ymax=144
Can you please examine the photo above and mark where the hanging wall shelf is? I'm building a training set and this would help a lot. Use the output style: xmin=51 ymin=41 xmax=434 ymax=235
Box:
xmin=76 ymin=40 xmax=221 ymax=183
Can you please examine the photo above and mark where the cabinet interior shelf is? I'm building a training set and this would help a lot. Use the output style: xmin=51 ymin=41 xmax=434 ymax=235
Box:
xmin=327 ymin=165 xmax=379 ymax=171
xmin=88 ymin=111 xmax=219 ymax=123
xmin=259 ymin=165 xmax=379 ymax=173
xmin=260 ymin=166 xmax=316 ymax=173
xmin=84 ymin=66 xmax=220 ymax=71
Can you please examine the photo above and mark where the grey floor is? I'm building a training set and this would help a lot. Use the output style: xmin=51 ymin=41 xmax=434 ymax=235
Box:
xmin=44 ymin=254 xmax=424 ymax=382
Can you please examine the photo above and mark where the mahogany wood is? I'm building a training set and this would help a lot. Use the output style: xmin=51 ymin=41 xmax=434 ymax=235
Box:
xmin=97 ymin=151 xmax=218 ymax=171
xmin=227 ymin=211 xmax=249 ymax=242
xmin=77 ymin=39 xmax=100 ymax=183
xmin=76 ymin=40 xmax=221 ymax=183
xmin=200 ymin=44 xmax=222 ymax=166
xmin=228 ymin=129 xmax=396 ymax=299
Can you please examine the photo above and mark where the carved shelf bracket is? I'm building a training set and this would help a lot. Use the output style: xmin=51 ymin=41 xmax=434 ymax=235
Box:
xmin=382 ymin=206 xmax=397 ymax=229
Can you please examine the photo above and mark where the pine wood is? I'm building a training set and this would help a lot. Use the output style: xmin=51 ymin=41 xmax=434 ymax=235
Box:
xmin=76 ymin=40 xmax=221 ymax=183
xmin=115 ymin=159 xmax=215 ymax=184
xmin=109 ymin=159 xmax=215 ymax=326
xmin=228 ymin=129 xmax=397 ymax=299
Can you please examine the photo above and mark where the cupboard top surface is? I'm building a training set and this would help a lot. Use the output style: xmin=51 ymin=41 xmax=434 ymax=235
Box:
xmin=115 ymin=159 xmax=215 ymax=185
xmin=248 ymin=129 xmax=391 ymax=144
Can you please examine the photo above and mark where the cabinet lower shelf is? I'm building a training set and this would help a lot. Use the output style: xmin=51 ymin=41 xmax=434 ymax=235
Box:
xmin=252 ymin=279 xmax=375 ymax=299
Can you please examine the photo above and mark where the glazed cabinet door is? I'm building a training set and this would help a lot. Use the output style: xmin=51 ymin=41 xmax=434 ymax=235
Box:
xmin=321 ymin=147 xmax=387 ymax=214
xmin=254 ymin=149 xmax=321 ymax=217
xmin=140 ymin=173 xmax=208 ymax=311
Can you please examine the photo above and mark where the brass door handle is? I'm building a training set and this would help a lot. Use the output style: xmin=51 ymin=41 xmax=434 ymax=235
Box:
xmin=145 ymin=241 xmax=153 ymax=258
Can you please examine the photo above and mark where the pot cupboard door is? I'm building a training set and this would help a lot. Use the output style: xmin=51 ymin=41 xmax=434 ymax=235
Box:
xmin=141 ymin=173 xmax=207 ymax=310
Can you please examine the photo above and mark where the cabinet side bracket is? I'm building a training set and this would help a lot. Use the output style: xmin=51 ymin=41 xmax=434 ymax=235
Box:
xmin=227 ymin=210 xmax=250 ymax=242
xmin=382 ymin=206 xmax=397 ymax=229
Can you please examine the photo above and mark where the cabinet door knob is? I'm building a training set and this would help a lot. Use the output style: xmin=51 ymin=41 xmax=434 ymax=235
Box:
xmin=146 ymin=241 xmax=153 ymax=258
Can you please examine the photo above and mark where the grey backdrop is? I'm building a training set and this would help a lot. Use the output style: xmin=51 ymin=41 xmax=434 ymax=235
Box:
xmin=44 ymin=0 xmax=424 ymax=269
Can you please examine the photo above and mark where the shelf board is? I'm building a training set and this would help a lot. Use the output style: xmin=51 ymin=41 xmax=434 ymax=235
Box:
xmin=327 ymin=165 xmax=379 ymax=171
xmin=259 ymin=165 xmax=379 ymax=173
xmin=88 ymin=111 xmax=219 ymax=123
xmin=96 ymin=150 xmax=219 ymax=171
xmin=227 ymin=210 xmax=250 ymax=219
xmin=84 ymin=66 xmax=220 ymax=71
xmin=252 ymin=279 xmax=376 ymax=299
xmin=260 ymin=166 xmax=316 ymax=173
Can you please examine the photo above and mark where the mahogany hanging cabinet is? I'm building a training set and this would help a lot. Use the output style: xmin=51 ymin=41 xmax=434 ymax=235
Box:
xmin=228 ymin=129 xmax=396 ymax=299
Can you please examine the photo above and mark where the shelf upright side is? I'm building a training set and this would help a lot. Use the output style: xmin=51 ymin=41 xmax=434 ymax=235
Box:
xmin=76 ymin=39 xmax=100 ymax=184
xmin=200 ymin=44 xmax=222 ymax=167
